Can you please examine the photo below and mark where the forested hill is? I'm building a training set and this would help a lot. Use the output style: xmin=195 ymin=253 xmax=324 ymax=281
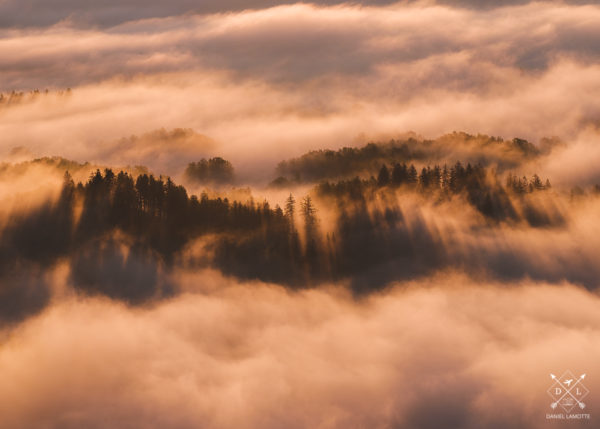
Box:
xmin=0 ymin=161 xmax=559 ymax=296
xmin=0 ymin=155 xmax=150 ymax=180
xmin=318 ymin=161 xmax=556 ymax=226
xmin=0 ymin=133 xmax=590 ymax=323
xmin=273 ymin=132 xmax=546 ymax=184
xmin=0 ymin=156 xmax=91 ymax=176
xmin=1 ymin=158 xmax=598 ymax=324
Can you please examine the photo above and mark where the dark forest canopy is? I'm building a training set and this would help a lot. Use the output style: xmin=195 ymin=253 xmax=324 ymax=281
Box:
xmin=317 ymin=161 xmax=555 ymax=225
xmin=1 ymin=164 xmax=552 ymax=280
xmin=0 ymin=160 xmax=594 ymax=324
xmin=0 ymin=155 xmax=150 ymax=180
xmin=0 ymin=131 xmax=593 ymax=326
xmin=184 ymin=157 xmax=235 ymax=184
xmin=0 ymin=168 xmax=293 ymax=322
xmin=0 ymin=169 xmax=305 ymax=300
xmin=0 ymin=156 xmax=90 ymax=176
xmin=273 ymin=132 xmax=546 ymax=184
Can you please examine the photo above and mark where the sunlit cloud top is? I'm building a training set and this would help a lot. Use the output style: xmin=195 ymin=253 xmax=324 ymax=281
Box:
xmin=3 ymin=2 xmax=600 ymax=89
xmin=1 ymin=1 xmax=600 ymax=179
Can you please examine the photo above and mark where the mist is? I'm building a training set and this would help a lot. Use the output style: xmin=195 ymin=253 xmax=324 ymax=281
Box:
xmin=2 ymin=0 xmax=600 ymax=427
xmin=2 ymin=2 xmax=600 ymax=181
xmin=0 ymin=271 xmax=598 ymax=429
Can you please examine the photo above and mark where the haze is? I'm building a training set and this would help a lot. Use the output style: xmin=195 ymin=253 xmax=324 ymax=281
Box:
xmin=0 ymin=1 xmax=599 ymax=428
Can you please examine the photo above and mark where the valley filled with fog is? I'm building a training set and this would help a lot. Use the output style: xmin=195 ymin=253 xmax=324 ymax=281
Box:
xmin=1 ymin=1 xmax=600 ymax=428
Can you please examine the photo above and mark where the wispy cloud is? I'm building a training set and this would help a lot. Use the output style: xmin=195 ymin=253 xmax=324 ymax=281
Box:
xmin=2 ymin=2 xmax=600 ymax=179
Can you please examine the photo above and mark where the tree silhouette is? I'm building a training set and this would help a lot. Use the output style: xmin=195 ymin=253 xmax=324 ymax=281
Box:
xmin=377 ymin=164 xmax=390 ymax=186
xmin=185 ymin=157 xmax=234 ymax=184
xmin=301 ymin=196 xmax=318 ymax=237
xmin=285 ymin=193 xmax=296 ymax=225
xmin=407 ymin=164 xmax=418 ymax=184
xmin=0 ymin=157 xmax=564 ymax=313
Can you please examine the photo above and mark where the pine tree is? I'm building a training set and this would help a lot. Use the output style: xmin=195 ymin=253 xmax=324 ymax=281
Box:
xmin=441 ymin=164 xmax=450 ymax=191
xmin=285 ymin=194 xmax=295 ymax=220
xmin=377 ymin=164 xmax=390 ymax=186
xmin=432 ymin=165 xmax=442 ymax=189
xmin=531 ymin=174 xmax=544 ymax=191
xmin=301 ymin=196 xmax=317 ymax=228
xmin=407 ymin=164 xmax=418 ymax=184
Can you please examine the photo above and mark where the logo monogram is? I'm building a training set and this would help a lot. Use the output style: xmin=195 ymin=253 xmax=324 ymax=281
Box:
xmin=547 ymin=372 xmax=589 ymax=412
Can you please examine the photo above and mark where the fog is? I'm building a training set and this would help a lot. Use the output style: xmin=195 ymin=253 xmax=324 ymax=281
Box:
xmin=1 ymin=1 xmax=599 ymax=427
xmin=2 ymin=65 xmax=600 ymax=182
xmin=2 ymin=2 xmax=600 ymax=180
xmin=0 ymin=271 xmax=597 ymax=429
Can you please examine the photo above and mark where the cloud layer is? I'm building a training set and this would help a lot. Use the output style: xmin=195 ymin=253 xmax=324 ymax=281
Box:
xmin=1 ymin=1 xmax=598 ymax=28
xmin=4 ymin=2 xmax=600 ymax=87
xmin=1 ymin=2 xmax=599 ymax=426
xmin=2 ymin=2 xmax=600 ymax=180
xmin=0 ymin=272 xmax=598 ymax=429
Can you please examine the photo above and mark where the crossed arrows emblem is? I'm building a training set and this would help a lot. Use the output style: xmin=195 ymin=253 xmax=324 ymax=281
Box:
xmin=548 ymin=373 xmax=587 ymax=411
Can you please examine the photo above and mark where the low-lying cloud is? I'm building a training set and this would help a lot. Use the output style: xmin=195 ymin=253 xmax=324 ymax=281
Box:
xmin=1 ymin=63 xmax=600 ymax=181
xmin=1 ymin=1 xmax=599 ymax=427
xmin=2 ymin=2 xmax=600 ymax=179
xmin=0 ymin=271 xmax=598 ymax=428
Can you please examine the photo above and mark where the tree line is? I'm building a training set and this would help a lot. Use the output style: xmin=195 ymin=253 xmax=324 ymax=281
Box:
xmin=273 ymin=133 xmax=541 ymax=184
xmin=184 ymin=157 xmax=235 ymax=184
xmin=0 ymin=169 xmax=327 ymax=291
xmin=0 ymin=88 xmax=72 ymax=107
xmin=0 ymin=162 xmax=564 ymax=310
xmin=318 ymin=161 xmax=553 ymax=224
